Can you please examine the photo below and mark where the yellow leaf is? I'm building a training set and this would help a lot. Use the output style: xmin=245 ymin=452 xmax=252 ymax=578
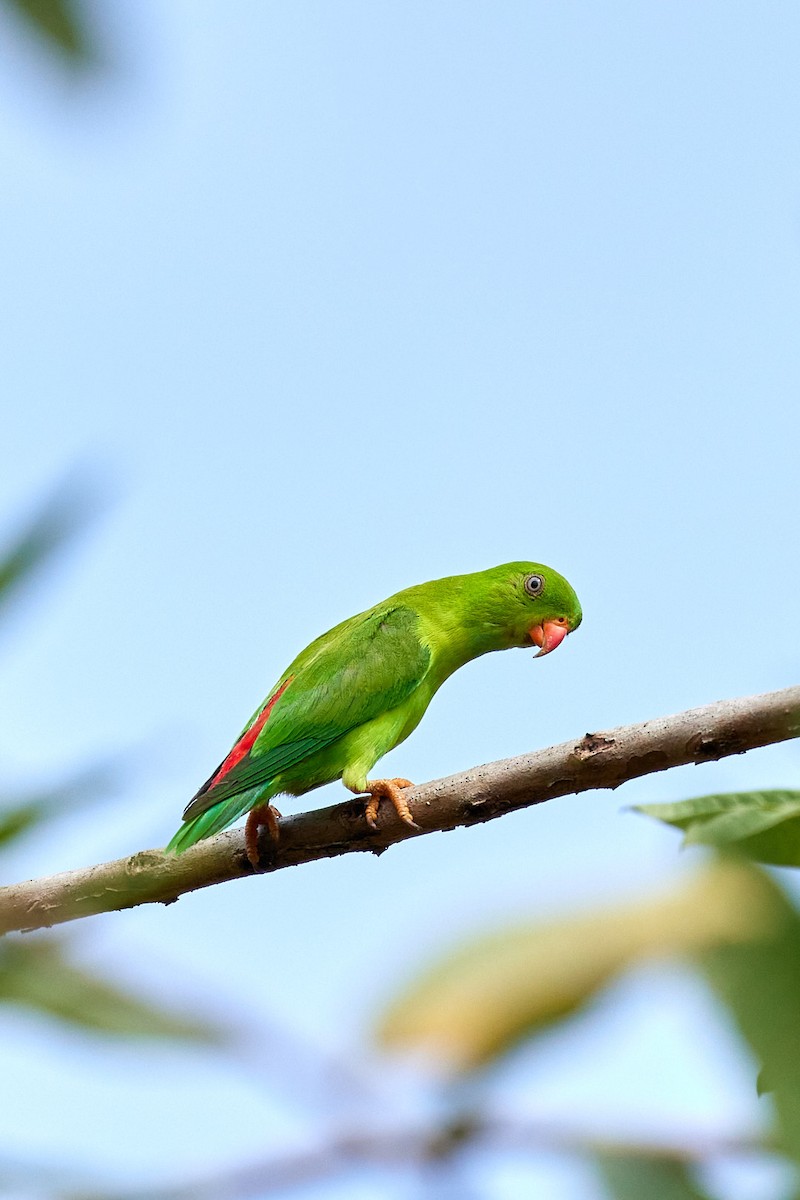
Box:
xmin=379 ymin=862 xmax=775 ymax=1073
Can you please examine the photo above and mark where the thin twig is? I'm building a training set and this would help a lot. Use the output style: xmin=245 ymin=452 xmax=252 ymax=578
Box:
xmin=61 ymin=1116 xmax=775 ymax=1199
xmin=1 ymin=686 xmax=798 ymax=936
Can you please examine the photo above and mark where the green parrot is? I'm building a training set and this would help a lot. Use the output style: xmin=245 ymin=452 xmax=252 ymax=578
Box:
xmin=167 ymin=562 xmax=582 ymax=863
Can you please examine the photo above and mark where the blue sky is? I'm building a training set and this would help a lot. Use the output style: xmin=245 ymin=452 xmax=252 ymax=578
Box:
xmin=0 ymin=3 xmax=798 ymax=1196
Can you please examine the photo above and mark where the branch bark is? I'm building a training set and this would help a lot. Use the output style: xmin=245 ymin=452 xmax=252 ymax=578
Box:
xmin=1 ymin=686 xmax=798 ymax=937
xmin=62 ymin=1116 xmax=774 ymax=1199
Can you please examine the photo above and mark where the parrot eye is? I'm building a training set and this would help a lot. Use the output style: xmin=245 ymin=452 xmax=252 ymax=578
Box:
xmin=524 ymin=573 xmax=545 ymax=598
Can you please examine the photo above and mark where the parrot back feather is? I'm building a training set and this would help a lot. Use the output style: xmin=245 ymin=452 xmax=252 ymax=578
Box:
xmin=175 ymin=606 xmax=431 ymax=831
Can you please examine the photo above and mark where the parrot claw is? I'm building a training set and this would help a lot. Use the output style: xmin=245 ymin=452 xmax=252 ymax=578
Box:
xmin=245 ymin=803 xmax=282 ymax=871
xmin=361 ymin=778 xmax=419 ymax=831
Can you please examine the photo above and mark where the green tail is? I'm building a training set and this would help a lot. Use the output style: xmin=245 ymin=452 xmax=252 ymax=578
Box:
xmin=165 ymin=785 xmax=271 ymax=854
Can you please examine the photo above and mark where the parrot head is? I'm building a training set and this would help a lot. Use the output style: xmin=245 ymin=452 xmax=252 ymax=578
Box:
xmin=476 ymin=561 xmax=582 ymax=657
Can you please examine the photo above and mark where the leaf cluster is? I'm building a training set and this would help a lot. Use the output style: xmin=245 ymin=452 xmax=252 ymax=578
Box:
xmin=0 ymin=493 xmax=226 ymax=1196
xmin=0 ymin=0 xmax=92 ymax=66
xmin=379 ymin=788 xmax=800 ymax=1199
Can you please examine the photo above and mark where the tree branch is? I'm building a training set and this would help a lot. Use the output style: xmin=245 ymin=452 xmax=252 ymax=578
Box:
xmin=1 ymin=686 xmax=798 ymax=937
xmin=62 ymin=1116 xmax=774 ymax=1199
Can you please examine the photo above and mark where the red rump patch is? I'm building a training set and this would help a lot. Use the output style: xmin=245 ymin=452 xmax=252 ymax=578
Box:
xmin=209 ymin=677 xmax=292 ymax=789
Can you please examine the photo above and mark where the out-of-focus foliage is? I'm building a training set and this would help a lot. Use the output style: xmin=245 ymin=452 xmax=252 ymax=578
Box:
xmin=379 ymin=849 xmax=800 ymax=1196
xmin=596 ymin=1154 xmax=713 ymax=1200
xmin=379 ymin=861 xmax=770 ymax=1072
xmin=0 ymin=767 xmax=116 ymax=847
xmin=0 ymin=490 xmax=230 ymax=1050
xmin=0 ymin=936 xmax=222 ymax=1042
xmin=697 ymin=873 xmax=800 ymax=1163
xmin=0 ymin=0 xmax=92 ymax=65
xmin=0 ymin=481 xmax=96 ymax=622
xmin=636 ymin=790 xmax=800 ymax=866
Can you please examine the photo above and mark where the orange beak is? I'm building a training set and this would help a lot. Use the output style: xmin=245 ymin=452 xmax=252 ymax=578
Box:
xmin=530 ymin=619 xmax=569 ymax=658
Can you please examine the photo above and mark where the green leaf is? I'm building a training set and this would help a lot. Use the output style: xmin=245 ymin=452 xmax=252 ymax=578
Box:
xmin=378 ymin=862 xmax=773 ymax=1073
xmin=597 ymin=1154 xmax=713 ymax=1200
xmin=634 ymin=791 xmax=800 ymax=866
xmin=0 ymin=936 xmax=225 ymax=1043
xmin=0 ymin=764 xmax=117 ymax=849
xmin=697 ymin=870 xmax=800 ymax=1164
xmin=1 ymin=0 xmax=92 ymax=64
xmin=0 ymin=796 xmax=53 ymax=847
xmin=0 ymin=481 xmax=96 ymax=617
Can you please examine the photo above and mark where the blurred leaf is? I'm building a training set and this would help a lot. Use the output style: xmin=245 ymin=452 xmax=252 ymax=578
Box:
xmin=0 ymin=764 xmax=117 ymax=849
xmin=0 ymin=480 xmax=96 ymax=618
xmin=635 ymin=791 xmax=800 ymax=866
xmin=698 ymin=871 xmax=800 ymax=1164
xmin=0 ymin=936 xmax=225 ymax=1043
xmin=1 ymin=0 xmax=92 ymax=64
xmin=597 ymin=1153 xmax=712 ymax=1200
xmin=379 ymin=862 xmax=773 ymax=1073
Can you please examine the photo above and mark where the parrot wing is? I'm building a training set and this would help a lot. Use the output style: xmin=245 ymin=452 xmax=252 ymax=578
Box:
xmin=182 ymin=604 xmax=431 ymax=822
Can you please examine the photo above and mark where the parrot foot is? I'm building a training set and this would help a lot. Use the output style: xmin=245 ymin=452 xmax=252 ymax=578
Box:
xmin=361 ymin=778 xmax=418 ymax=831
xmin=245 ymin=803 xmax=282 ymax=871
